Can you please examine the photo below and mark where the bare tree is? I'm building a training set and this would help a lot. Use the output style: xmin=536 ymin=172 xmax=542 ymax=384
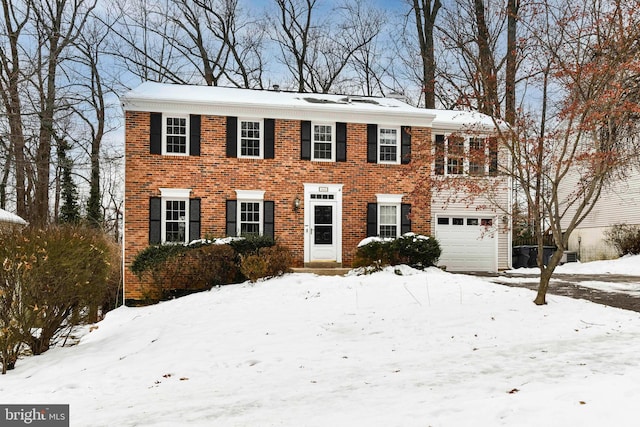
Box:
xmin=106 ymin=0 xmax=264 ymax=88
xmin=0 ymin=0 xmax=97 ymax=225
xmin=409 ymin=0 xmax=441 ymax=108
xmin=504 ymin=0 xmax=519 ymax=124
xmin=422 ymin=0 xmax=640 ymax=305
xmin=270 ymin=0 xmax=377 ymax=93
xmin=437 ymin=0 xmax=509 ymax=114
xmin=0 ymin=0 xmax=30 ymax=219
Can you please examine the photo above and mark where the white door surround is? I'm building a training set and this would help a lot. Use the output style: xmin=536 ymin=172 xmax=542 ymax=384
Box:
xmin=303 ymin=183 xmax=343 ymax=265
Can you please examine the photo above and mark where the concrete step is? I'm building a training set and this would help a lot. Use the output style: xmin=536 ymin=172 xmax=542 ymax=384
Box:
xmin=291 ymin=267 xmax=351 ymax=276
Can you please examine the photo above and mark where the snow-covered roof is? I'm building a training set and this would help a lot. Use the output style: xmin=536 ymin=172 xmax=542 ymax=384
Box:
xmin=121 ymin=82 xmax=498 ymax=131
xmin=430 ymin=109 xmax=505 ymax=133
xmin=0 ymin=208 xmax=27 ymax=225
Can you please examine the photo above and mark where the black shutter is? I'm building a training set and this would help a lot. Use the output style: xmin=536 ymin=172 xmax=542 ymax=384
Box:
xmin=150 ymin=112 xmax=162 ymax=154
xmin=226 ymin=116 xmax=237 ymax=158
xmin=435 ymin=134 xmax=445 ymax=175
xmin=189 ymin=115 xmax=201 ymax=156
xmin=336 ymin=122 xmax=347 ymax=162
xmin=367 ymin=124 xmax=377 ymax=163
xmin=149 ymin=197 xmax=162 ymax=244
xmin=189 ymin=198 xmax=201 ymax=242
xmin=226 ymin=200 xmax=237 ymax=236
xmin=264 ymin=119 xmax=275 ymax=159
xmin=488 ymin=137 xmax=498 ymax=175
xmin=264 ymin=201 xmax=275 ymax=239
xmin=401 ymin=204 xmax=411 ymax=235
xmin=366 ymin=203 xmax=378 ymax=237
xmin=300 ymin=120 xmax=311 ymax=160
xmin=401 ymin=126 xmax=411 ymax=164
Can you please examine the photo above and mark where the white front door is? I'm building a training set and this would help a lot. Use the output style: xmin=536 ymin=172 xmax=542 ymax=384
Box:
xmin=304 ymin=183 xmax=343 ymax=264
xmin=309 ymin=200 xmax=337 ymax=261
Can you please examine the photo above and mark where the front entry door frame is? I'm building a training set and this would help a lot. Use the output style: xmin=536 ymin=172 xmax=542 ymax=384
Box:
xmin=303 ymin=183 xmax=343 ymax=264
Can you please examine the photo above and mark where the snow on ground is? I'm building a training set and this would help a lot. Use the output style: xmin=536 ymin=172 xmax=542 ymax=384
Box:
xmin=506 ymin=254 xmax=640 ymax=295
xmin=3 ymin=263 xmax=640 ymax=426
xmin=508 ymin=254 xmax=640 ymax=276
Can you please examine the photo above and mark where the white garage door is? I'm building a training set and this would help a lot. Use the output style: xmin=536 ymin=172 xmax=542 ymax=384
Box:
xmin=435 ymin=215 xmax=497 ymax=272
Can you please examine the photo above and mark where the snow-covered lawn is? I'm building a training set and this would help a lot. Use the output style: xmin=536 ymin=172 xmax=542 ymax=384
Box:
xmin=3 ymin=262 xmax=640 ymax=426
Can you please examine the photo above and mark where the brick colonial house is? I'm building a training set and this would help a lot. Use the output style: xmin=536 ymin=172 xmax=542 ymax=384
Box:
xmin=122 ymin=82 xmax=510 ymax=302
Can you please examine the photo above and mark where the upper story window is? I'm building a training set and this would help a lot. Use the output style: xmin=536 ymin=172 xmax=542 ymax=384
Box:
xmin=378 ymin=127 xmax=400 ymax=164
xmin=227 ymin=117 xmax=274 ymax=159
xmin=447 ymin=136 xmax=465 ymax=175
xmin=312 ymin=123 xmax=334 ymax=161
xmin=367 ymin=124 xmax=411 ymax=165
xmin=435 ymin=134 xmax=497 ymax=177
xmin=150 ymin=113 xmax=200 ymax=157
xmin=239 ymin=119 xmax=263 ymax=158
xmin=164 ymin=116 xmax=189 ymax=155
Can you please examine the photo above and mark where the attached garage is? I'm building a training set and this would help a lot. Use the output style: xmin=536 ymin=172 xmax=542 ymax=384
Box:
xmin=435 ymin=215 xmax=498 ymax=272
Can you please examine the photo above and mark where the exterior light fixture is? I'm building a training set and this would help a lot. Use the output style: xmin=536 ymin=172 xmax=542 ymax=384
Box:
xmin=294 ymin=197 xmax=301 ymax=212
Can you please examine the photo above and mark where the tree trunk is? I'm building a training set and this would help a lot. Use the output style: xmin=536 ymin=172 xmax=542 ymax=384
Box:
xmin=505 ymin=0 xmax=519 ymax=124
xmin=474 ymin=0 xmax=500 ymax=117
xmin=412 ymin=0 xmax=441 ymax=109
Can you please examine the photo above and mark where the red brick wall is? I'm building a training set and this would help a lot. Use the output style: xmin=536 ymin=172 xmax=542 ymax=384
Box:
xmin=124 ymin=111 xmax=432 ymax=300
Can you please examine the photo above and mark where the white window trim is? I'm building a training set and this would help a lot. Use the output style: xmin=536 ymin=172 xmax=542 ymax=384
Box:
xmin=376 ymin=194 xmax=403 ymax=238
xmin=162 ymin=114 xmax=190 ymax=156
xmin=437 ymin=135 xmax=491 ymax=177
xmin=238 ymin=118 xmax=264 ymax=159
xmin=159 ymin=188 xmax=192 ymax=244
xmin=378 ymin=126 xmax=401 ymax=165
xmin=311 ymin=122 xmax=335 ymax=162
xmin=235 ymin=189 xmax=265 ymax=236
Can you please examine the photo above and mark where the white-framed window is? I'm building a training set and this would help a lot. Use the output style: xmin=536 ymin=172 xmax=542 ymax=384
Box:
xmin=436 ymin=135 xmax=491 ymax=176
xmin=312 ymin=123 xmax=334 ymax=161
xmin=163 ymin=115 xmax=189 ymax=155
xmin=239 ymin=119 xmax=263 ymax=158
xmin=160 ymin=188 xmax=191 ymax=243
xmin=376 ymin=194 xmax=403 ymax=238
xmin=378 ymin=127 xmax=400 ymax=164
xmin=447 ymin=136 xmax=465 ymax=175
xmin=236 ymin=190 xmax=265 ymax=236
xmin=468 ymin=137 xmax=487 ymax=176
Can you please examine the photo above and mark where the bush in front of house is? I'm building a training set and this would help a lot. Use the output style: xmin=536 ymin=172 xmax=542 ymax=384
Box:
xmin=131 ymin=236 xmax=292 ymax=300
xmin=240 ymin=245 xmax=293 ymax=282
xmin=392 ymin=233 xmax=442 ymax=269
xmin=354 ymin=233 xmax=441 ymax=271
xmin=228 ymin=234 xmax=276 ymax=256
xmin=0 ymin=225 xmax=118 ymax=373
xmin=605 ymin=223 xmax=640 ymax=256
xmin=158 ymin=244 xmax=242 ymax=299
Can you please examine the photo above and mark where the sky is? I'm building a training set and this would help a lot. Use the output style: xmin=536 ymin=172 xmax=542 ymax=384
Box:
xmin=3 ymin=256 xmax=640 ymax=426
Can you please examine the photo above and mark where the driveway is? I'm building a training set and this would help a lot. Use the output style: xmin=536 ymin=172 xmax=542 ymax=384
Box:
xmin=478 ymin=272 xmax=640 ymax=312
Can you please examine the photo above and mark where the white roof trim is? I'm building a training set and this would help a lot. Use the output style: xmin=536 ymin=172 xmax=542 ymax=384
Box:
xmin=122 ymin=82 xmax=437 ymax=127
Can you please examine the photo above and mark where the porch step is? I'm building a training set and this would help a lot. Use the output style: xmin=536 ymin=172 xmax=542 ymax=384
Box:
xmin=291 ymin=267 xmax=351 ymax=276
xmin=305 ymin=261 xmax=343 ymax=268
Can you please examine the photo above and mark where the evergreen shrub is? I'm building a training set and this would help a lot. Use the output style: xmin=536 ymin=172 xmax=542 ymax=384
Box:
xmin=354 ymin=233 xmax=441 ymax=271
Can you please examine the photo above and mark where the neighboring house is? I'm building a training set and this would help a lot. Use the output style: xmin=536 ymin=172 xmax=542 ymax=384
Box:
xmin=121 ymin=82 xmax=510 ymax=302
xmin=562 ymin=173 xmax=640 ymax=261
xmin=0 ymin=208 xmax=27 ymax=228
